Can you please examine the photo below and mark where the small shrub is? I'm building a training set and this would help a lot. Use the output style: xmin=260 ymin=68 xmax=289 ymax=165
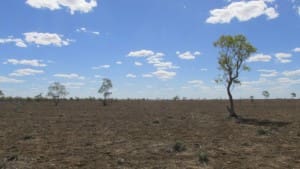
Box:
xmin=152 ymin=120 xmax=160 ymax=124
xmin=198 ymin=151 xmax=208 ymax=164
xmin=257 ymin=128 xmax=269 ymax=136
xmin=173 ymin=141 xmax=186 ymax=152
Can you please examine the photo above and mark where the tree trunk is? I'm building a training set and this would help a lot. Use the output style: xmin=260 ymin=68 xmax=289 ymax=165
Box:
xmin=226 ymin=80 xmax=238 ymax=119
xmin=103 ymin=97 xmax=107 ymax=106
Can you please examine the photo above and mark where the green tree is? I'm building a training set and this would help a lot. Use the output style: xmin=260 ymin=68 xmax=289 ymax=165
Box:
xmin=47 ymin=82 xmax=68 ymax=106
xmin=214 ymin=35 xmax=256 ymax=119
xmin=262 ymin=90 xmax=270 ymax=99
xmin=98 ymin=78 xmax=113 ymax=106
xmin=291 ymin=92 xmax=296 ymax=99
xmin=0 ymin=90 xmax=4 ymax=98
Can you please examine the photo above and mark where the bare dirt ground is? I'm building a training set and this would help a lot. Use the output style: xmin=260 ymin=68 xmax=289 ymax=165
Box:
xmin=0 ymin=99 xmax=299 ymax=169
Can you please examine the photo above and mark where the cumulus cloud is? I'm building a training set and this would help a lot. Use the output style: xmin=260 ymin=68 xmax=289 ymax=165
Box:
xmin=188 ymin=80 xmax=204 ymax=86
xmin=116 ymin=61 xmax=122 ymax=65
xmin=0 ymin=37 xmax=27 ymax=48
xmin=275 ymin=53 xmax=292 ymax=63
xmin=128 ymin=49 xmax=155 ymax=57
xmin=142 ymin=74 xmax=153 ymax=78
xmin=293 ymin=47 xmax=300 ymax=52
xmin=134 ymin=61 xmax=143 ymax=66
xmin=282 ymin=69 xmax=300 ymax=77
xmin=5 ymin=59 xmax=46 ymax=67
xmin=0 ymin=76 xmax=24 ymax=83
xmin=257 ymin=69 xmax=278 ymax=77
xmin=247 ymin=53 xmax=272 ymax=62
xmin=63 ymin=82 xmax=85 ymax=88
xmin=176 ymin=51 xmax=201 ymax=60
xmin=54 ymin=73 xmax=85 ymax=80
xmin=152 ymin=70 xmax=176 ymax=80
xmin=76 ymin=27 xmax=100 ymax=36
xmin=126 ymin=73 xmax=137 ymax=78
xmin=206 ymin=0 xmax=279 ymax=24
xmin=10 ymin=68 xmax=44 ymax=77
xmin=128 ymin=50 xmax=179 ymax=79
xmin=24 ymin=32 xmax=72 ymax=47
xmin=26 ymin=0 xmax=97 ymax=14
xmin=276 ymin=77 xmax=300 ymax=85
xmin=92 ymin=64 xmax=111 ymax=69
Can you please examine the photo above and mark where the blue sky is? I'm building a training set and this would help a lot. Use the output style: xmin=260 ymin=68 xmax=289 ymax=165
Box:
xmin=0 ymin=0 xmax=300 ymax=99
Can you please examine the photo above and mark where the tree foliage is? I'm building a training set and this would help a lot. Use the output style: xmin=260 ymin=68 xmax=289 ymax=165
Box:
xmin=291 ymin=92 xmax=296 ymax=98
xmin=0 ymin=90 xmax=4 ymax=97
xmin=262 ymin=90 xmax=270 ymax=99
xmin=214 ymin=34 xmax=256 ymax=118
xmin=98 ymin=78 xmax=113 ymax=106
xmin=47 ymin=82 xmax=68 ymax=106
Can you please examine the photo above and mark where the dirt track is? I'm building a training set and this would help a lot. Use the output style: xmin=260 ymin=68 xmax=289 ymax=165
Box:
xmin=0 ymin=99 xmax=299 ymax=169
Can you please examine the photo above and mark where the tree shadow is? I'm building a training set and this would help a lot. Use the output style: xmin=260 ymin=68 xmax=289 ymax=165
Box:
xmin=238 ymin=117 xmax=290 ymax=127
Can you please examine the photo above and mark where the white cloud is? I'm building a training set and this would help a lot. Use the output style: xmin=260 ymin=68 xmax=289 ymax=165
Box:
xmin=134 ymin=61 xmax=143 ymax=66
xmin=257 ymin=69 xmax=278 ymax=77
xmin=142 ymin=74 xmax=153 ymax=78
xmin=92 ymin=64 xmax=111 ymax=69
xmin=200 ymin=68 xmax=208 ymax=71
xmin=128 ymin=50 xmax=155 ymax=57
xmin=0 ymin=76 xmax=24 ymax=83
xmin=76 ymin=27 xmax=100 ymax=36
xmin=206 ymin=0 xmax=278 ymax=24
xmin=152 ymin=70 xmax=176 ymax=80
xmin=293 ymin=47 xmax=300 ymax=52
xmin=153 ymin=62 xmax=179 ymax=70
xmin=5 ymin=59 xmax=46 ymax=67
xmin=94 ymin=75 xmax=102 ymax=78
xmin=10 ymin=68 xmax=44 ymax=77
xmin=63 ymin=82 xmax=85 ymax=88
xmin=54 ymin=73 xmax=85 ymax=80
xmin=282 ymin=69 xmax=300 ymax=77
xmin=127 ymin=50 xmax=179 ymax=79
xmin=126 ymin=73 xmax=137 ymax=78
xmin=116 ymin=61 xmax=122 ymax=64
xmin=26 ymin=0 xmax=97 ymax=14
xmin=24 ymin=32 xmax=72 ymax=47
xmin=177 ymin=51 xmax=201 ymax=60
xmin=275 ymin=52 xmax=292 ymax=63
xmin=247 ymin=53 xmax=272 ymax=62
xmin=188 ymin=80 xmax=204 ymax=86
xmin=0 ymin=37 xmax=27 ymax=48
xmin=276 ymin=77 xmax=300 ymax=85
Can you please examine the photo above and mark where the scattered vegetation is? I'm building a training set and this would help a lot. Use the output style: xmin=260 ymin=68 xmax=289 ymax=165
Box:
xmin=214 ymin=34 xmax=256 ymax=119
xmin=262 ymin=90 xmax=270 ymax=99
xmin=173 ymin=95 xmax=180 ymax=101
xmin=250 ymin=96 xmax=254 ymax=103
xmin=173 ymin=140 xmax=186 ymax=152
xmin=98 ymin=78 xmax=113 ymax=106
xmin=256 ymin=128 xmax=270 ymax=136
xmin=291 ymin=92 xmax=296 ymax=99
xmin=47 ymin=82 xmax=68 ymax=106
xmin=198 ymin=151 xmax=209 ymax=164
xmin=0 ymin=90 xmax=4 ymax=98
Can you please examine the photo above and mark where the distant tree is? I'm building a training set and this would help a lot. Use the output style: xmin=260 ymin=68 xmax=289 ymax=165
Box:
xmin=262 ymin=90 xmax=270 ymax=99
xmin=291 ymin=92 xmax=296 ymax=99
xmin=34 ymin=93 xmax=43 ymax=101
xmin=0 ymin=90 xmax=4 ymax=98
xmin=47 ymin=82 xmax=68 ymax=106
xmin=173 ymin=95 xmax=180 ymax=101
xmin=250 ymin=96 xmax=254 ymax=103
xmin=214 ymin=34 xmax=256 ymax=119
xmin=98 ymin=78 xmax=113 ymax=106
